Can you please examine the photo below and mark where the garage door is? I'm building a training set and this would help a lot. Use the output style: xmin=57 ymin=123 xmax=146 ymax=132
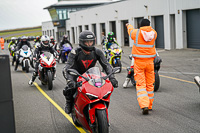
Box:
xmin=186 ymin=9 xmax=200 ymax=49
xmin=155 ymin=16 xmax=165 ymax=48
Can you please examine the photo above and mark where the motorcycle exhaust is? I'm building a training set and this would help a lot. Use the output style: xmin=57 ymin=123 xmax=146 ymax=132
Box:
xmin=194 ymin=76 xmax=200 ymax=91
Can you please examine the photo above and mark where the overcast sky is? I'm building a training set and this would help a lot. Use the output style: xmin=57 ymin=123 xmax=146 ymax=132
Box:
xmin=0 ymin=0 xmax=57 ymax=31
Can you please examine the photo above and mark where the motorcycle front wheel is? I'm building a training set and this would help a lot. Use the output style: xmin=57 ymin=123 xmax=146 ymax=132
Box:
xmin=94 ymin=109 xmax=109 ymax=133
xmin=25 ymin=60 xmax=29 ymax=73
xmin=47 ymin=70 xmax=53 ymax=90
xmin=71 ymin=105 xmax=81 ymax=127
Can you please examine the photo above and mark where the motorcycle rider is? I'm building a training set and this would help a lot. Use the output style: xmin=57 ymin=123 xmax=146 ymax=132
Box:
xmin=104 ymin=32 xmax=118 ymax=58
xmin=15 ymin=36 xmax=32 ymax=71
xmin=8 ymin=37 xmax=17 ymax=66
xmin=59 ymin=35 xmax=73 ymax=60
xmin=63 ymin=30 xmax=118 ymax=114
xmin=28 ymin=35 xmax=58 ymax=85
xmin=34 ymin=36 xmax=40 ymax=43
xmin=50 ymin=36 xmax=58 ymax=51
xmin=16 ymin=37 xmax=21 ymax=44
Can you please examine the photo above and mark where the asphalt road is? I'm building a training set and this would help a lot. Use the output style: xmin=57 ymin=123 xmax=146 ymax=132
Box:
xmin=1 ymin=43 xmax=200 ymax=133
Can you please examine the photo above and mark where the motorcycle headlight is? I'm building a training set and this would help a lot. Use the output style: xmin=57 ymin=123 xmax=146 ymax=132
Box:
xmin=86 ymin=93 xmax=98 ymax=100
xmin=103 ymin=91 xmax=111 ymax=99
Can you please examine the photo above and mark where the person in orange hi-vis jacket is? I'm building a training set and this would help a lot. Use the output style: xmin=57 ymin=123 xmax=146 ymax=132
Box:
xmin=126 ymin=19 xmax=157 ymax=115
xmin=0 ymin=37 xmax=5 ymax=50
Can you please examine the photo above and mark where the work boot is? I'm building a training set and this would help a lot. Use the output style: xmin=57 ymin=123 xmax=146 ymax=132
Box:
xmin=142 ymin=107 xmax=149 ymax=115
xmin=65 ymin=100 xmax=72 ymax=114
xmin=123 ymin=78 xmax=131 ymax=88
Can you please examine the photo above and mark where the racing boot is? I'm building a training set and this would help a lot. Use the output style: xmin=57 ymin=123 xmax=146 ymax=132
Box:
xmin=28 ymin=72 xmax=38 ymax=85
xmin=123 ymin=78 xmax=131 ymax=88
xmin=142 ymin=107 xmax=149 ymax=115
xmin=65 ymin=97 xmax=73 ymax=114
xmin=14 ymin=60 xmax=19 ymax=71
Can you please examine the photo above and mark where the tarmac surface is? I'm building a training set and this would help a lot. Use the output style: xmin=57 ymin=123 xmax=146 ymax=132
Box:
xmin=1 ymin=42 xmax=200 ymax=133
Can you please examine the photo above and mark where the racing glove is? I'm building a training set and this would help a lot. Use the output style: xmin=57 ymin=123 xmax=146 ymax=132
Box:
xmin=67 ymin=80 xmax=76 ymax=89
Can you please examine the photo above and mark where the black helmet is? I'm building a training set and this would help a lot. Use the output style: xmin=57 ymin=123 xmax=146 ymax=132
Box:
xmin=63 ymin=35 xmax=68 ymax=41
xmin=21 ymin=36 xmax=27 ymax=43
xmin=79 ymin=30 xmax=95 ymax=51
xmin=107 ymin=32 xmax=114 ymax=42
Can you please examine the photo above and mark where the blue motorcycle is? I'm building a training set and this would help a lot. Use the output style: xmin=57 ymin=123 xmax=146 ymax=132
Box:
xmin=60 ymin=43 xmax=72 ymax=63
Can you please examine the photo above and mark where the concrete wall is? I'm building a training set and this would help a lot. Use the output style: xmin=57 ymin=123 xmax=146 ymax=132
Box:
xmin=65 ymin=0 xmax=200 ymax=50
xmin=42 ymin=21 xmax=58 ymax=41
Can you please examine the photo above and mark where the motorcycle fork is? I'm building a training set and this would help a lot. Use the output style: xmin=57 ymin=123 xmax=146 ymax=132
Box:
xmin=88 ymin=102 xmax=109 ymax=126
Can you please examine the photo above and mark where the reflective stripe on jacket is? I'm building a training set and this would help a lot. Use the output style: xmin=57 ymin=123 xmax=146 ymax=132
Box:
xmin=127 ymin=25 xmax=157 ymax=58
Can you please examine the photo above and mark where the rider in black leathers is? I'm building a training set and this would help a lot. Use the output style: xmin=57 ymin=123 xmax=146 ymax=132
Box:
xmin=15 ymin=36 xmax=32 ymax=71
xmin=28 ymin=35 xmax=58 ymax=85
xmin=59 ymin=35 xmax=73 ymax=60
xmin=62 ymin=30 xmax=118 ymax=114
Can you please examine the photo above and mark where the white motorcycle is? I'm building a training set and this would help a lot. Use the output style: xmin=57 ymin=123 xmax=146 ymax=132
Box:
xmin=17 ymin=45 xmax=33 ymax=73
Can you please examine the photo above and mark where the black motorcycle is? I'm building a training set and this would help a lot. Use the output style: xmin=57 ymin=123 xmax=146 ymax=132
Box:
xmin=127 ymin=55 xmax=162 ymax=92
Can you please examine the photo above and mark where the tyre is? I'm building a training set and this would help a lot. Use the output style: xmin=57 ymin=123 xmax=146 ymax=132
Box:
xmin=130 ymin=76 xmax=136 ymax=86
xmin=41 ymin=81 xmax=46 ymax=85
xmin=30 ymin=59 xmax=34 ymax=68
xmin=94 ymin=109 xmax=109 ymax=133
xmin=47 ymin=70 xmax=53 ymax=90
xmin=71 ymin=105 xmax=81 ymax=127
xmin=154 ymin=70 xmax=160 ymax=92
xmin=116 ymin=59 xmax=122 ymax=73
xmin=25 ymin=60 xmax=29 ymax=73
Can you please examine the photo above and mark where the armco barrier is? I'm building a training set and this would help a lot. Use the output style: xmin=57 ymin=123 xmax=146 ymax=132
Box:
xmin=0 ymin=55 xmax=16 ymax=133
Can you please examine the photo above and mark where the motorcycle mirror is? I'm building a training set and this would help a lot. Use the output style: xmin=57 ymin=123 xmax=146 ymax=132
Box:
xmin=67 ymin=69 xmax=79 ymax=76
xmin=113 ymin=67 xmax=120 ymax=74
xmin=67 ymin=69 xmax=89 ymax=81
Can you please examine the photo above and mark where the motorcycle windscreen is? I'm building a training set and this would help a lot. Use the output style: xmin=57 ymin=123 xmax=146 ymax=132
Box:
xmin=86 ymin=67 xmax=105 ymax=87
xmin=21 ymin=45 xmax=29 ymax=51
xmin=110 ymin=43 xmax=119 ymax=50
xmin=41 ymin=52 xmax=52 ymax=60
xmin=63 ymin=43 xmax=72 ymax=49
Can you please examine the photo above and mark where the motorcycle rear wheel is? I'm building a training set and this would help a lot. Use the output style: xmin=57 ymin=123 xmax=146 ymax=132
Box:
xmin=94 ymin=109 xmax=109 ymax=133
xmin=47 ymin=70 xmax=53 ymax=90
xmin=154 ymin=70 xmax=160 ymax=92
xmin=130 ymin=76 xmax=136 ymax=86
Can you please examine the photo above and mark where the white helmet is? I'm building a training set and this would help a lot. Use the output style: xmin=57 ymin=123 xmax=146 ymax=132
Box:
xmin=41 ymin=35 xmax=50 ymax=47
xmin=11 ymin=37 xmax=17 ymax=42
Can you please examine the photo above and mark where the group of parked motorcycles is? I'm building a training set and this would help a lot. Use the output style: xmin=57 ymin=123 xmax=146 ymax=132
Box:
xmin=9 ymin=37 xmax=162 ymax=133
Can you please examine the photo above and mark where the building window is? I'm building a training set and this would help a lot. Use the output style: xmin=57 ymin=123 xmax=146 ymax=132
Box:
xmin=59 ymin=10 xmax=63 ymax=20
xmin=63 ymin=10 xmax=67 ymax=19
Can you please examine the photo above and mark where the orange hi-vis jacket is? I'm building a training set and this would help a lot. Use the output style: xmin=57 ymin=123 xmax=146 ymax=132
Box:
xmin=0 ymin=38 xmax=5 ymax=49
xmin=127 ymin=25 xmax=157 ymax=58
xmin=0 ymin=38 xmax=4 ymax=44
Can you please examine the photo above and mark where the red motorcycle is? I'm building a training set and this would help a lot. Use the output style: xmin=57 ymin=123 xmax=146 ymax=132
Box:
xmin=67 ymin=67 xmax=119 ymax=133
xmin=38 ymin=51 xmax=56 ymax=90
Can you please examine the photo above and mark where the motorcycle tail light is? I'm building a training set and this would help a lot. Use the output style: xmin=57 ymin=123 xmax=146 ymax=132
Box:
xmin=86 ymin=93 xmax=98 ymax=100
xmin=103 ymin=91 xmax=111 ymax=99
